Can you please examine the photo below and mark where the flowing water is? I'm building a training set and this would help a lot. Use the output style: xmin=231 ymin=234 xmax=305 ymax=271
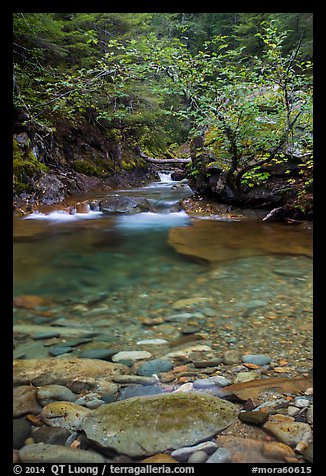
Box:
xmin=13 ymin=173 xmax=313 ymax=369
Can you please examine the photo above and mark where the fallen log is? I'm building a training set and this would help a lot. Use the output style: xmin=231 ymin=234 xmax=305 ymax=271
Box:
xmin=138 ymin=149 xmax=191 ymax=165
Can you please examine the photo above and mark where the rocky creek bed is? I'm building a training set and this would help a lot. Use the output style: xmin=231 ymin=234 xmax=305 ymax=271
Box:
xmin=13 ymin=176 xmax=313 ymax=464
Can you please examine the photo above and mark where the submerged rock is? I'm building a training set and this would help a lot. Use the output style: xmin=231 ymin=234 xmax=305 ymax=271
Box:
xmin=99 ymin=196 xmax=151 ymax=214
xmin=41 ymin=402 xmax=91 ymax=430
xmin=82 ymin=392 xmax=239 ymax=456
xmin=19 ymin=444 xmax=105 ymax=463
xmin=13 ymin=386 xmax=42 ymax=417
xmin=13 ymin=358 xmax=129 ymax=394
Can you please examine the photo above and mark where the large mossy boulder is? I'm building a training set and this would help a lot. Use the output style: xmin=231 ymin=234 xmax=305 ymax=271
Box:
xmin=82 ymin=392 xmax=239 ymax=456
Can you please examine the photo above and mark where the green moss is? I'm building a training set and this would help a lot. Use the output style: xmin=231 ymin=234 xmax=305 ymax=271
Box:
xmin=72 ymin=159 xmax=110 ymax=177
xmin=13 ymin=139 xmax=48 ymax=179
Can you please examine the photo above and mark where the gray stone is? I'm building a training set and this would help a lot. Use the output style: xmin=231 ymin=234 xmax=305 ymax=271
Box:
xmin=38 ymin=174 xmax=66 ymax=205
xmin=306 ymin=405 xmax=313 ymax=424
xmin=37 ymin=385 xmax=77 ymax=405
xmin=171 ymin=441 xmax=218 ymax=461
xmin=82 ymin=393 xmax=239 ymax=457
xmin=34 ymin=331 xmax=61 ymax=340
xmin=49 ymin=346 xmax=73 ymax=356
xmin=188 ymin=451 xmax=208 ymax=463
xmin=13 ymin=386 xmax=42 ymax=417
xmin=193 ymin=359 xmax=223 ymax=368
xmin=85 ymin=399 xmax=105 ymax=409
xmin=112 ymin=351 xmax=152 ymax=363
xmin=112 ymin=375 xmax=158 ymax=385
xmin=234 ymin=371 xmax=260 ymax=384
xmin=32 ymin=426 xmax=71 ymax=445
xmin=99 ymin=196 xmax=151 ymax=215
xmin=206 ymin=447 xmax=232 ymax=463
xmin=136 ymin=359 xmax=174 ymax=376
xmin=241 ymin=354 xmax=272 ymax=366
xmin=13 ymin=418 xmax=32 ymax=449
xmin=303 ymin=443 xmax=313 ymax=463
xmin=136 ymin=339 xmax=168 ymax=345
xmin=14 ymin=132 xmax=30 ymax=147
xmin=293 ymin=397 xmax=310 ymax=408
xmin=287 ymin=406 xmax=300 ymax=417
xmin=223 ymin=350 xmax=241 ymax=365
xmin=165 ymin=313 xmax=195 ymax=322
xmin=244 ymin=300 xmax=268 ymax=308
xmin=211 ymin=376 xmax=232 ymax=387
xmin=19 ymin=444 xmax=105 ymax=463
xmin=79 ymin=349 xmax=117 ymax=360
xmin=118 ymin=384 xmax=164 ymax=400
xmin=13 ymin=341 xmax=49 ymax=359
xmin=13 ymin=324 xmax=96 ymax=338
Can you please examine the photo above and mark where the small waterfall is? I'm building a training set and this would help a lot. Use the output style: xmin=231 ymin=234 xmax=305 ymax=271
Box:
xmin=158 ymin=172 xmax=174 ymax=183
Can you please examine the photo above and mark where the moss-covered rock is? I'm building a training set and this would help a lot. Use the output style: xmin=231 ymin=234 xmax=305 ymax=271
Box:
xmin=82 ymin=392 xmax=239 ymax=456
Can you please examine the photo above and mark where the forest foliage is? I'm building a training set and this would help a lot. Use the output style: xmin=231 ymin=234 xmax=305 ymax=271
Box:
xmin=13 ymin=12 xmax=313 ymax=208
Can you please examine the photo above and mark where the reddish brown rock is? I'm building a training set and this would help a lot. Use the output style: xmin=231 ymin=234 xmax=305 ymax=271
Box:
xmin=219 ymin=377 xmax=313 ymax=402
xmin=169 ymin=220 xmax=312 ymax=264
xmin=13 ymin=295 xmax=49 ymax=309
xmin=141 ymin=454 xmax=178 ymax=463
xmin=215 ymin=435 xmax=297 ymax=463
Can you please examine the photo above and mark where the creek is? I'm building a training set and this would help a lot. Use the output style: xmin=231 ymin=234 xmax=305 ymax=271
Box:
xmin=13 ymin=172 xmax=313 ymax=369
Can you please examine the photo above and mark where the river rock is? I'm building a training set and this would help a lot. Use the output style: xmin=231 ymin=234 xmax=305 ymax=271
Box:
xmin=165 ymin=313 xmax=197 ymax=322
xmin=206 ymin=447 xmax=232 ymax=463
xmin=141 ymin=454 xmax=178 ymax=463
xmin=263 ymin=419 xmax=313 ymax=447
xmin=215 ymin=435 xmax=296 ymax=463
xmin=13 ymin=295 xmax=49 ymax=309
xmin=112 ymin=375 xmax=157 ymax=385
xmin=242 ymin=354 xmax=272 ymax=366
xmin=168 ymin=219 xmax=312 ymax=264
xmin=13 ymin=341 xmax=50 ymax=360
xmin=99 ymin=196 xmax=151 ymax=214
xmin=112 ymin=351 xmax=152 ymax=363
xmin=188 ymin=450 xmax=208 ymax=463
xmin=49 ymin=345 xmax=73 ymax=356
xmin=13 ymin=418 xmax=32 ymax=449
xmin=13 ymin=386 xmax=42 ymax=417
xmin=82 ymin=392 xmax=239 ymax=456
xmin=78 ymin=348 xmax=118 ymax=360
xmin=19 ymin=444 xmax=105 ymax=463
xmin=13 ymin=358 xmax=129 ymax=393
xmin=32 ymin=426 xmax=71 ymax=445
xmin=223 ymin=350 xmax=242 ymax=365
xmin=238 ymin=411 xmax=269 ymax=425
xmin=163 ymin=344 xmax=213 ymax=360
xmin=13 ymin=324 xmax=97 ymax=338
xmin=136 ymin=339 xmax=168 ymax=345
xmin=136 ymin=359 xmax=174 ymax=376
xmin=37 ymin=384 xmax=77 ymax=405
xmin=306 ymin=405 xmax=313 ymax=424
xmin=233 ymin=371 xmax=260 ymax=384
xmin=171 ymin=441 xmax=218 ymax=462
xmin=118 ymin=384 xmax=164 ymax=400
xmin=41 ymin=402 xmax=91 ymax=430
xmin=303 ymin=443 xmax=313 ymax=463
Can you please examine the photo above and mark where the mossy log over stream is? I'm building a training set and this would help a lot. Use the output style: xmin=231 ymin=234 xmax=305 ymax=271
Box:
xmin=138 ymin=149 xmax=191 ymax=165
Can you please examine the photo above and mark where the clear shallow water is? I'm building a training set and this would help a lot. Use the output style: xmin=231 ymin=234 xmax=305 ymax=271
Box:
xmin=13 ymin=174 xmax=313 ymax=365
